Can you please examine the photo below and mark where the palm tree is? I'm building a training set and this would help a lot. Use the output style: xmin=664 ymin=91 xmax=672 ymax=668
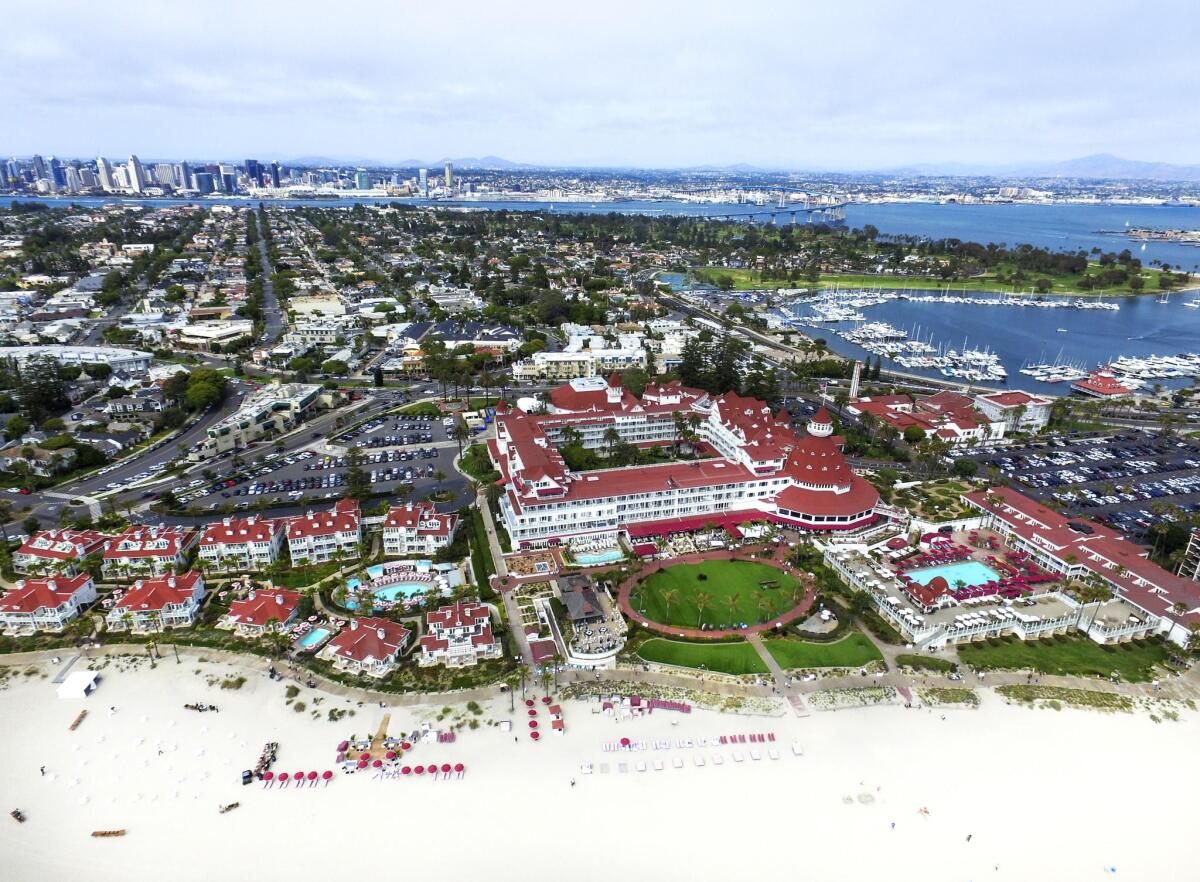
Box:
xmin=725 ymin=595 xmax=739 ymax=629
xmin=694 ymin=590 xmax=712 ymax=628
xmin=504 ymin=671 xmax=520 ymax=712
xmin=433 ymin=469 xmax=447 ymax=495
xmin=538 ymin=666 xmax=552 ymax=698
xmin=660 ymin=588 xmax=678 ymax=623
xmin=602 ymin=427 xmax=621 ymax=459
xmin=451 ymin=422 xmax=471 ymax=460
xmin=551 ymin=652 xmax=564 ymax=689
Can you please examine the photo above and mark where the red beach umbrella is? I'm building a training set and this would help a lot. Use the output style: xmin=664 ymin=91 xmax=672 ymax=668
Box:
xmin=541 ymin=696 xmax=551 ymax=704
xmin=525 ymin=699 xmax=534 ymax=707
xmin=372 ymin=760 xmax=382 ymax=768
xmin=386 ymin=751 xmax=396 ymax=760
xmin=307 ymin=771 xmax=317 ymax=782
xmin=454 ymin=763 xmax=464 ymax=773
xmin=361 ymin=752 xmax=371 ymax=760
xmin=263 ymin=771 xmax=274 ymax=781
xmin=401 ymin=742 xmax=412 ymax=751
xmin=414 ymin=765 xmax=425 ymax=775
xmin=620 ymin=737 xmax=630 ymax=746
xmin=295 ymin=772 xmax=304 ymax=781
xmin=440 ymin=763 xmax=451 ymax=774
xmin=322 ymin=770 xmax=333 ymax=781
xmin=529 ymin=720 xmax=538 ymax=729
xmin=401 ymin=766 xmax=411 ymax=776
xmin=337 ymin=740 xmax=349 ymax=752
xmin=278 ymin=772 xmax=289 ymax=783
xmin=527 ymin=709 xmax=537 ymax=716
xmin=530 ymin=731 xmax=540 ymax=741
xmin=357 ymin=760 xmax=367 ymax=769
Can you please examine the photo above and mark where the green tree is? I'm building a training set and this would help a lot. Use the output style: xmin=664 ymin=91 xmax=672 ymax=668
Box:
xmin=345 ymin=445 xmax=369 ymax=500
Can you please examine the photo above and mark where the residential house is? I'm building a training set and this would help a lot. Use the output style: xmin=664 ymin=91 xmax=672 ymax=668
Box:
xmin=320 ymin=616 xmax=411 ymax=677
xmin=198 ymin=515 xmax=284 ymax=572
xmin=13 ymin=529 xmax=108 ymax=575
xmin=102 ymin=525 xmax=199 ymax=579
xmin=286 ymin=499 xmax=362 ymax=564
xmin=381 ymin=502 xmax=459 ymax=557
xmin=221 ymin=587 xmax=300 ymax=637
xmin=0 ymin=574 xmax=97 ymax=634
xmin=104 ymin=572 xmax=206 ymax=632
xmin=418 ymin=601 xmax=500 ymax=667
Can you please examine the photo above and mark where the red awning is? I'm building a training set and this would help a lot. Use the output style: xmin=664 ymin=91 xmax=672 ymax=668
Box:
xmin=625 ymin=511 xmax=766 ymax=539
xmin=632 ymin=542 xmax=659 ymax=557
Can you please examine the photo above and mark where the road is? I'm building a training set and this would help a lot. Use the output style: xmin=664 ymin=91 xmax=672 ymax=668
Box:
xmin=256 ymin=223 xmax=285 ymax=342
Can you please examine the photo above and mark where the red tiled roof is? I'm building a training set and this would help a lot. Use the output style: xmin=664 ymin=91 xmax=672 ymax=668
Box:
xmin=112 ymin=572 xmax=203 ymax=612
xmin=426 ymin=601 xmax=490 ymax=630
xmin=383 ymin=502 xmax=457 ymax=536
xmin=287 ymin=501 xmax=361 ymax=539
xmin=328 ymin=617 xmax=410 ymax=662
xmin=17 ymin=529 xmax=108 ymax=561
xmin=0 ymin=574 xmax=92 ymax=614
xmin=104 ymin=526 xmax=197 ymax=560
xmin=200 ymin=516 xmax=279 ymax=546
xmin=226 ymin=588 xmax=299 ymax=627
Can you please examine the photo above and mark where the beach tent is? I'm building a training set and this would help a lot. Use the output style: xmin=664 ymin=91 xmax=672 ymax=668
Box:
xmin=56 ymin=670 xmax=99 ymax=699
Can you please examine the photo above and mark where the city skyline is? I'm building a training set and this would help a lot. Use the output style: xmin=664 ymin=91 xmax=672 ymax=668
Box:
xmin=5 ymin=0 xmax=1198 ymax=169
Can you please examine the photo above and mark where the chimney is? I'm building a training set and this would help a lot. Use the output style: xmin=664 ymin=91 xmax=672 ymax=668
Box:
xmin=350 ymin=619 xmax=359 ymax=630
xmin=168 ymin=576 xmax=176 ymax=588
xmin=223 ymin=516 xmax=231 ymax=526
xmin=275 ymin=593 xmax=284 ymax=605
xmin=377 ymin=627 xmax=386 ymax=640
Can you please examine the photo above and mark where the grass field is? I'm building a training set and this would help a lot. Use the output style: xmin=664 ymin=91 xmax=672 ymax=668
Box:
xmin=695 ymin=265 xmax=1177 ymax=297
xmin=764 ymin=634 xmax=883 ymax=669
xmin=637 ymin=638 xmax=768 ymax=675
xmin=957 ymin=636 xmax=1168 ymax=683
xmin=895 ymin=654 xmax=957 ymax=673
xmin=629 ymin=560 xmax=802 ymax=629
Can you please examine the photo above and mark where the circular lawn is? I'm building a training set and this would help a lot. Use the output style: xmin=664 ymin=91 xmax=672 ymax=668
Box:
xmin=628 ymin=559 xmax=801 ymax=630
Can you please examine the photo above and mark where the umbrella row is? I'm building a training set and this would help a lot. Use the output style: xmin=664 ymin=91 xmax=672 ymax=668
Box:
xmin=262 ymin=771 xmax=333 ymax=788
xmin=352 ymin=760 xmax=467 ymax=777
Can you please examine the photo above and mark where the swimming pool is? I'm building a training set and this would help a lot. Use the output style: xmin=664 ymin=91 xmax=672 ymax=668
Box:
xmin=573 ymin=548 xmax=623 ymax=565
xmin=343 ymin=576 xmax=432 ymax=609
xmin=906 ymin=561 xmax=999 ymax=589
xmin=297 ymin=627 xmax=331 ymax=649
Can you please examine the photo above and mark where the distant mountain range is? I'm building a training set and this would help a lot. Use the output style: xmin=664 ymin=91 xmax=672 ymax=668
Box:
xmin=277 ymin=152 xmax=1200 ymax=182
xmin=879 ymin=154 xmax=1200 ymax=182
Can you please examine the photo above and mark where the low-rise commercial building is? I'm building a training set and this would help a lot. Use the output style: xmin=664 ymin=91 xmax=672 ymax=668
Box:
xmin=195 ymin=382 xmax=323 ymax=459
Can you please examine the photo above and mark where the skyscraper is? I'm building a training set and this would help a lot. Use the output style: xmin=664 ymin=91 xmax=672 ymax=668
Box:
xmin=444 ymin=161 xmax=453 ymax=189
xmin=127 ymin=155 xmax=147 ymax=192
xmin=47 ymin=157 xmax=65 ymax=191
xmin=31 ymin=155 xmax=46 ymax=181
xmin=244 ymin=159 xmax=262 ymax=187
xmin=193 ymin=172 xmax=215 ymax=194
xmin=175 ymin=162 xmax=190 ymax=189
xmin=64 ymin=166 xmax=82 ymax=193
xmin=419 ymin=168 xmax=428 ymax=197
xmin=96 ymin=156 xmax=115 ymax=192
xmin=270 ymin=161 xmax=280 ymax=188
xmin=154 ymin=163 xmax=177 ymax=187
xmin=218 ymin=164 xmax=236 ymax=193
xmin=355 ymin=169 xmax=370 ymax=190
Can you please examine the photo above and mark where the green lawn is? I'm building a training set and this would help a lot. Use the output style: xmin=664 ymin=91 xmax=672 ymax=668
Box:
xmin=764 ymin=633 xmax=883 ymax=669
xmin=896 ymin=653 xmax=957 ymax=673
xmin=695 ymin=265 xmax=1177 ymax=297
xmin=957 ymin=636 xmax=1169 ymax=683
xmin=629 ymin=560 xmax=802 ymax=629
xmin=637 ymin=638 xmax=768 ymax=675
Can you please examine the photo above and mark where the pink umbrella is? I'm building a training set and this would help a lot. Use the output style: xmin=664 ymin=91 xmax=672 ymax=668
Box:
xmin=262 ymin=771 xmax=274 ymax=788
xmin=620 ymin=737 xmax=630 ymax=746
xmin=385 ymin=751 xmax=396 ymax=760
xmin=278 ymin=772 xmax=289 ymax=786
xmin=307 ymin=771 xmax=318 ymax=785
xmin=527 ymin=709 xmax=537 ymax=716
xmin=322 ymin=770 xmax=333 ymax=786
xmin=294 ymin=772 xmax=304 ymax=784
xmin=530 ymin=731 xmax=540 ymax=741
xmin=529 ymin=720 xmax=538 ymax=729
xmin=337 ymin=740 xmax=349 ymax=752
xmin=401 ymin=766 xmax=411 ymax=776
xmin=372 ymin=759 xmax=382 ymax=768
xmin=356 ymin=760 xmax=367 ymax=770
xmin=360 ymin=752 xmax=371 ymax=760
xmin=525 ymin=699 xmax=534 ymax=707
xmin=541 ymin=696 xmax=551 ymax=704
xmin=401 ymin=742 xmax=412 ymax=751
xmin=414 ymin=765 xmax=425 ymax=775
xmin=454 ymin=763 xmax=464 ymax=774
xmin=440 ymin=763 xmax=451 ymax=775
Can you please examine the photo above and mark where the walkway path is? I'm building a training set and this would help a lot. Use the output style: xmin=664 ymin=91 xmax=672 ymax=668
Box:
xmin=616 ymin=545 xmax=816 ymax=639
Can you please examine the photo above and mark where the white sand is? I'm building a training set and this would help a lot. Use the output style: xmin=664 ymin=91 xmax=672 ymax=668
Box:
xmin=1 ymin=656 xmax=1196 ymax=881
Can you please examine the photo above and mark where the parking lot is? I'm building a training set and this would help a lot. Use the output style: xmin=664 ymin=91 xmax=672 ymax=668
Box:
xmin=170 ymin=410 xmax=471 ymax=514
xmin=969 ymin=433 xmax=1200 ymax=537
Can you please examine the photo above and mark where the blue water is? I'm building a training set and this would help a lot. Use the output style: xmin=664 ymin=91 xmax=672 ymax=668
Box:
xmin=297 ymin=627 xmax=331 ymax=649
xmin=343 ymin=569 xmax=430 ymax=609
xmin=573 ymin=549 xmax=624 ymax=565
xmin=907 ymin=561 xmax=1000 ymax=589
xmin=5 ymin=196 xmax=1197 ymax=267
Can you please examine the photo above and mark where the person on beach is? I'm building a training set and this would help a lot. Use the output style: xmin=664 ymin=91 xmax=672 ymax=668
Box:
xmin=39 ymin=766 xmax=45 ymax=776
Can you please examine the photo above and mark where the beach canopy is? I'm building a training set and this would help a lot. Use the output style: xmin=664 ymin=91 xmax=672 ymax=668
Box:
xmin=372 ymin=760 xmax=382 ymax=768
xmin=386 ymin=751 xmax=396 ymax=760
xmin=454 ymin=763 xmax=464 ymax=773
xmin=401 ymin=766 xmax=411 ymax=775
xmin=322 ymin=771 xmax=332 ymax=780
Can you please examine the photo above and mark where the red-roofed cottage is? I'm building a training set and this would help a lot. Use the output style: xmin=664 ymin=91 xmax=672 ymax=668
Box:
xmin=0 ymin=574 xmax=97 ymax=634
xmin=105 ymin=572 xmax=206 ymax=632
xmin=418 ymin=601 xmax=500 ymax=667
xmin=286 ymin=499 xmax=362 ymax=564
xmin=381 ymin=502 xmax=459 ymax=557
xmin=13 ymin=529 xmax=109 ymax=576
xmin=102 ymin=526 xmax=199 ymax=579
xmin=199 ymin=515 xmax=285 ymax=572
xmin=221 ymin=587 xmax=300 ymax=636
xmin=319 ymin=616 xmax=411 ymax=677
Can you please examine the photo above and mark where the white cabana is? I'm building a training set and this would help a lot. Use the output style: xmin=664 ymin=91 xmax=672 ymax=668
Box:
xmin=56 ymin=670 xmax=99 ymax=699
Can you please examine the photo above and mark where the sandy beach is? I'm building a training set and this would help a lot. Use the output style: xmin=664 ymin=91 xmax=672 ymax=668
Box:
xmin=1 ymin=653 xmax=1196 ymax=882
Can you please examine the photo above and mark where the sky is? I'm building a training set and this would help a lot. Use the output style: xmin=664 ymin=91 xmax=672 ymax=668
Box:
xmin=5 ymin=0 xmax=1198 ymax=169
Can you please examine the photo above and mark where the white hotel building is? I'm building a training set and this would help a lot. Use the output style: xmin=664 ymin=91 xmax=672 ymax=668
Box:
xmin=488 ymin=376 xmax=882 ymax=549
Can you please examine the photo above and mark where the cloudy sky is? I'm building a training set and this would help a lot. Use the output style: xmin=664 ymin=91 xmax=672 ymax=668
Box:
xmin=5 ymin=0 xmax=1196 ymax=168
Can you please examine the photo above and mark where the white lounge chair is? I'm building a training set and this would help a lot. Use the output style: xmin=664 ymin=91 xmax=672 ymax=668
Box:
xmin=693 ymin=756 xmax=705 ymax=767
xmin=791 ymin=741 xmax=804 ymax=756
xmin=653 ymin=759 xmax=664 ymax=771
xmin=672 ymin=758 xmax=684 ymax=769
xmin=732 ymin=751 xmax=744 ymax=762
xmin=768 ymin=748 xmax=780 ymax=760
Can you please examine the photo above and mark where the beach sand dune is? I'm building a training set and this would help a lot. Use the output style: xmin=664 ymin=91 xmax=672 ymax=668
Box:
xmin=1 ymin=657 xmax=1196 ymax=882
